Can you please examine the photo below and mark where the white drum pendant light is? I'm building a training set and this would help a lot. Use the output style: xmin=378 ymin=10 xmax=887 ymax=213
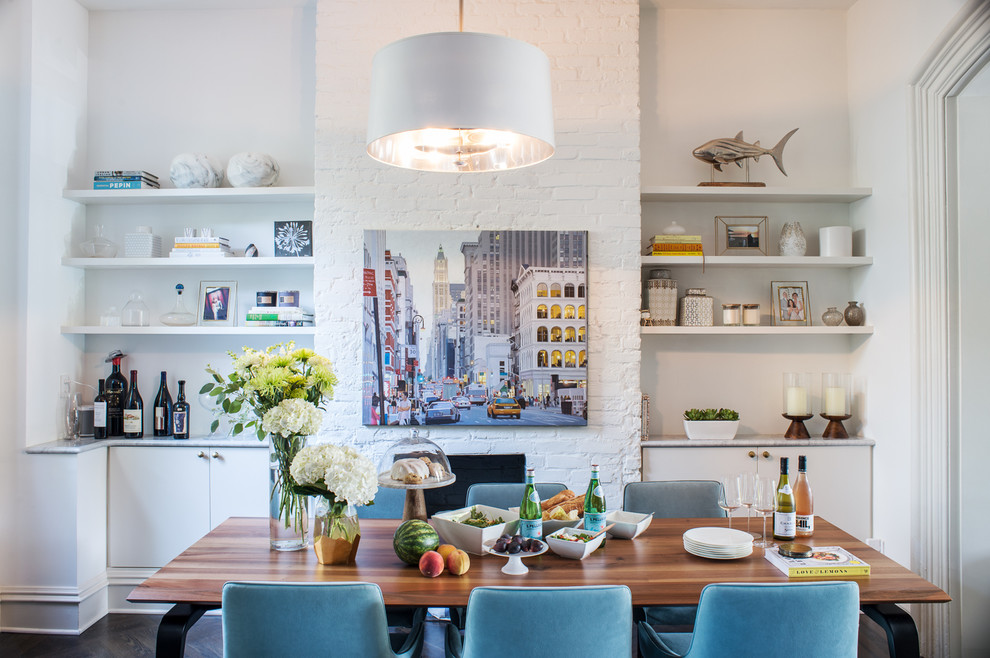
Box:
xmin=366 ymin=3 xmax=554 ymax=172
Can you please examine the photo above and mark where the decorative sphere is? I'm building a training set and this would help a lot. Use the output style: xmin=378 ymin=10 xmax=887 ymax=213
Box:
xmin=226 ymin=152 xmax=280 ymax=187
xmin=169 ymin=153 xmax=223 ymax=188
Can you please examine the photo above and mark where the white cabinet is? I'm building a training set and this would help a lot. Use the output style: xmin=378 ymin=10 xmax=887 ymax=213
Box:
xmin=641 ymin=443 xmax=872 ymax=540
xmin=108 ymin=445 xmax=268 ymax=568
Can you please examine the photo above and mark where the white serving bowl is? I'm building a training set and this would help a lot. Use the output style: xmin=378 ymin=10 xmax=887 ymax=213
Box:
xmin=545 ymin=526 xmax=605 ymax=560
xmin=431 ymin=505 xmax=519 ymax=555
xmin=605 ymin=510 xmax=653 ymax=539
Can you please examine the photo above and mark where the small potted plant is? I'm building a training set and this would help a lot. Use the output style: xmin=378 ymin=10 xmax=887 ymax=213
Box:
xmin=683 ymin=408 xmax=740 ymax=440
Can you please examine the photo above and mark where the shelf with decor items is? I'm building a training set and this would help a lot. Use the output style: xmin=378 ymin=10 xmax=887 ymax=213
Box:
xmin=642 ymin=255 xmax=872 ymax=268
xmin=641 ymin=325 xmax=873 ymax=336
xmin=62 ymin=256 xmax=314 ymax=270
xmin=63 ymin=186 xmax=315 ymax=205
xmin=640 ymin=186 xmax=872 ymax=203
xmin=61 ymin=326 xmax=316 ymax=336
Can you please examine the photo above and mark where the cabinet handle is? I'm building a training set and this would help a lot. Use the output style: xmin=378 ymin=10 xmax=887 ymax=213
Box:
xmin=748 ymin=451 xmax=756 ymax=459
xmin=197 ymin=451 xmax=207 ymax=459
xmin=763 ymin=451 xmax=771 ymax=459
xmin=212 ymin=451 xmax=223 ymax=460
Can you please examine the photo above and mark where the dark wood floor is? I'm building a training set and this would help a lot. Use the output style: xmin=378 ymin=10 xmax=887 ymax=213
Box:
xmin=0 ymin=611 xmax=890 ymax=657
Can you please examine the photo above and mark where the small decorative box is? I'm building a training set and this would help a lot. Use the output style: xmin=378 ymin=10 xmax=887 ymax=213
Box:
xmin=124 ymin=226 xmax=163 ymax=258
xmin=646 ymin=277 xmax=677 ymax=326
xmin=278 ymin=290 xmax=300 ymax=307
xmin=679 ymin=288 xmax=714 ymax=327
xmin=256 ymin=291 xmax=278 ymax=307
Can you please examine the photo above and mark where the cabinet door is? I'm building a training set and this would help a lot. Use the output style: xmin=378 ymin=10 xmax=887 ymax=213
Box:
xmin=109 ymin=447 xmax=210 ymax=568
xmin=208 ymin=448 xmax=269 ymax=530
xmin=642 ymin=446 xmax=753 ymax=482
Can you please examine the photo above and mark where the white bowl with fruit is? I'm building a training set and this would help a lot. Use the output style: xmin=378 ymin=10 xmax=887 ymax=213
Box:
xmin=482 ymin=533 xmax=547 ymax=575
xmin=545 ymin=526 xmax=606 ymax=560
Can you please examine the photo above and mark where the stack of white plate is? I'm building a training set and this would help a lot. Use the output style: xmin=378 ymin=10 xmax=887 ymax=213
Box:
xmin=683 ymin=526 xmax=754 ymax=560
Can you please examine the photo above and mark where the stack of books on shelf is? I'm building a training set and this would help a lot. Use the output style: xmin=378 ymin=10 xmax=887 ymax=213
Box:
xmin=170 ymin=236 xmax=232 ymax=258
xmin=93 ymin=170 xmax=160 ymax=190
xmin=244 ymin=307 xmax=314 ymax=327
xmin=645 ymin=234 xmax=704 ymax=256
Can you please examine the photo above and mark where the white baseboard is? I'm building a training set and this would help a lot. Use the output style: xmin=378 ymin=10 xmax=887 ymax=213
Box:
xmin=106 ymin=567 xmax=170 ymax=614
xmin=0 ymin=574 xmax=108 ymax=634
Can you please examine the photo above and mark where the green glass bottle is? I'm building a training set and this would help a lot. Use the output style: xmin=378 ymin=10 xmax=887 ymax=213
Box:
xmin=519 ymin=468 xmax=543 ymax=540
xmin=773 ymin=457 xmax=796 ymax=541
xmin=583 ymin=464 xmax=607 ymax=533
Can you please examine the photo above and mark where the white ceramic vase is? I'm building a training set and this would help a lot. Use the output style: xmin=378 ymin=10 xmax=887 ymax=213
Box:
xmin=778 ymin=221 xmax=807 ymax=257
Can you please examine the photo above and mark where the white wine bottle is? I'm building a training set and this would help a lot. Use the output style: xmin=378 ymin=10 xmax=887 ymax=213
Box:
xmin=794 ymin=455 xmax=814 ymax=538
xmin=518 ymin=468 xmax=543 ymax=540
xmin=773 ymin=457 xmax=796 ymax=541
xmin=583 ymin=464 xmax=607 ymax=534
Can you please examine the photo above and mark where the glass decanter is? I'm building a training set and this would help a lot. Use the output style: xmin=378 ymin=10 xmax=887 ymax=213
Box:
xmin=160 ymin=283 xmax=196 ymax=326
xmin=80 ymin=225 xmax=118 ymax=258
xmin=121 ymin=291 xmax=150 ymax=326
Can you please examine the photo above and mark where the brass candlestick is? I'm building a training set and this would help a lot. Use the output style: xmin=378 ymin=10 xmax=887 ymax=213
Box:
xmin=782 ymin=413 xmax=813 ymax=439
xmin=821 ymin=413 xmax=852 ymax=439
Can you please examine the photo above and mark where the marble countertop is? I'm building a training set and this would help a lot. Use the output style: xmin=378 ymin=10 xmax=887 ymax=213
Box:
xmin=27 ymin=435 xmax=269 ymax=454
xmin=641 ymin=435 xmax=875 ymax=448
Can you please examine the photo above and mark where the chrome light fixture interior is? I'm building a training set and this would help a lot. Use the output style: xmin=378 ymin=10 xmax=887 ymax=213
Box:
xmin=366 ymin=1 xmax=555 ymax=173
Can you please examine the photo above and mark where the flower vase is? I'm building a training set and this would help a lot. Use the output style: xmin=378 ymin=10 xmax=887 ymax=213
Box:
xmin=268 ymin=434 xmax=310 ymax=551
xmin=778 ymin=221 xmax=807 ymax=257
xmin=312 ymin=499 xmax=361 ymax=565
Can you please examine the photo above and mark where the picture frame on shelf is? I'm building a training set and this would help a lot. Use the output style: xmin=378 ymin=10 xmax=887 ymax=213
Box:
xmin=199 ymin=281 xmax=237 ymax=326
xmin=770 ymin=281 xmax=810 ymax=326
xmin=274 ymin=220 xmax=313 ymax=257
xmin=715 ymin=216 xmax=767 ymax=255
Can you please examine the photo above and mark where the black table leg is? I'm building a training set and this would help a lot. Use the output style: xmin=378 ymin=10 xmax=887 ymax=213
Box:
xmin=862 ymin=603 xmax=920 ymax=658
xmin=156 ymin=603 xmax=219 ymax=658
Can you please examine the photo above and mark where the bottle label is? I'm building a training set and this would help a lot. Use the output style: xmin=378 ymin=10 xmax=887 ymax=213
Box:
xmin=796 ymin=514 xmax=814 ymax=534
xmin=584 ymin=512 xmax=607 ymax=533
xmin=173 ymin=410 xmax=187 ymax=435
xmin=123 ymin=410 xmax=142 ymax=433
xmin=528 ymin=490 xmax=540 ymax=504
xmin=774 ymin=511 xmax=796 ymax=538
xmin=519 ymin=518 xmax=542 ymax=540
xmin=592 ymin=484 xmax=603 ymax=498
xmin=154 ymin=407 xmax=165 ymax=430
xmin=778 ymin=483 xmax=792 ymax=495
xmin=94 ymin=401 xmax=107 ymax=428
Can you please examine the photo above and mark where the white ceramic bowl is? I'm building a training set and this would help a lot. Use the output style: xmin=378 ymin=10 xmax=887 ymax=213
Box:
xmin=605 ymin=510 xmax=653 ymax=539
xmin=509 ymin=507 xmax=583 ymax=537
xmin=431 ymin=505 xmax=519 ymax=555
xmin=545 ymin=526 xmax=605 ymax=560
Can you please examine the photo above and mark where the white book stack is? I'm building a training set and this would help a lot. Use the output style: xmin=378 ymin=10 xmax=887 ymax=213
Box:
xmin=170 ymin=236 xmax=232 ymax=258
xmin=243 ymin=306 xmax=315 ymax=327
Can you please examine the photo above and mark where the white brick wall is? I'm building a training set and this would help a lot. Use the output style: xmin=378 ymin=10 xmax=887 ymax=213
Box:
xmin=314 ymin=0 xmax=641 ymax=502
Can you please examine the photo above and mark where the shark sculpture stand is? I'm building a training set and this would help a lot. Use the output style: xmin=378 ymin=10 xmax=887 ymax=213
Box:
xmin=693 ymin=128 xmax=799 ymax=187
xmin=701 ymin=159 xmax=765 ymax=187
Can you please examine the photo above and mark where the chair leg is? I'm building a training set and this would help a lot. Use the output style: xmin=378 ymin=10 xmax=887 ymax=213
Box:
xmin=862 ymin=604 xmax=920 ymax=658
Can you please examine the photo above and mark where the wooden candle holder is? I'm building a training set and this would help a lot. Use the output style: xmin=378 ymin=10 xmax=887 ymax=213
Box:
xmin=821 ymin=413 xmax=852 ymax=439
xmin=782 ymin=413 xmax=813 ymax=439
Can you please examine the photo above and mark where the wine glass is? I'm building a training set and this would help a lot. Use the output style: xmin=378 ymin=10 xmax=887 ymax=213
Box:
xmin=718 ymin=475 xmax=742 ymax=529
xmin=753 ymin=477 xmax=777 ymax=548
xmin=738 ymin=471 xmax=759 ymax=538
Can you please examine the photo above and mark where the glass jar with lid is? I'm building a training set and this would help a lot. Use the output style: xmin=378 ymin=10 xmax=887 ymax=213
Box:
xmin=679 ymin=288 xmax=713 ymax=327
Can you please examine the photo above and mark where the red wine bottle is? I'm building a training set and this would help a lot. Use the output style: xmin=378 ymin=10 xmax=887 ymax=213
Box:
xmin=172 ymin=380 xmax=190 ymax=439
xmin=93 ymin=379 xmax=108 ymax=440
xmin=105 ymin=353 xmax=128 ymax=437
xmin=123 ymin=370 xmax=144 ymax=438
xmin=153 ymin=371 xmax=173 ymax=437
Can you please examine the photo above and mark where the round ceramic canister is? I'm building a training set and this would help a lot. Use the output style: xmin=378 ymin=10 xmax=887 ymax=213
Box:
xmin=820 ymin=226 xmax=853 ymax=257
xmin=679 ymin=288 xmax=714 ymax=327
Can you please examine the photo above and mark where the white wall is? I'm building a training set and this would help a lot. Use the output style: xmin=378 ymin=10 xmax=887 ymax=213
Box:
xmin=314 ymin=0 xmax=642 ymax=498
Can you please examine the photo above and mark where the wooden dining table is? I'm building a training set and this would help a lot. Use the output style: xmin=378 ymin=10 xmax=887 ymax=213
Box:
xmin=130 ymin=517 xmax=949 ymax=658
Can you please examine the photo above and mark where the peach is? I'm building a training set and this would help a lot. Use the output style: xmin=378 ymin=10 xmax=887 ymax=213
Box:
xmin=447 ymin=548 xmax=471 ymax=576
xmin=418 ymin=550 xmax=444 ymax=578
xmin=437 ymin=544 xmax=458 ymax=561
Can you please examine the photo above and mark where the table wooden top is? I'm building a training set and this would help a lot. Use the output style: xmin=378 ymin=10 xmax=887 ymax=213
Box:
xmin=128 ymin=517 xmax=949 ymax=608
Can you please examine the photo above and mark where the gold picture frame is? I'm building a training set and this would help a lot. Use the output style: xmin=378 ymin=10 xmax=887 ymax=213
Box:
xmin=715 ymin=216 xmax=768 ymax=255
xmin=770 ymin=281 xmax=810 ymax=326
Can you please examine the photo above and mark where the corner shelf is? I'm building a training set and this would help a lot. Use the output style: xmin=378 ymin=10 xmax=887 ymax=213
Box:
xmin=642 ymin=255 xmax=872 ymax=268
xmin=61 ymin=326 xmax=316 ymax=336
xmin=640 ymin=186 xmax=872 ymax=203
xmin=63 ymin=186 xmax=315 ymax=205
xmin=61 ymin=257 xmax=314 ymax=270
xmin=641 ymin=325 xmax=873 ymax=336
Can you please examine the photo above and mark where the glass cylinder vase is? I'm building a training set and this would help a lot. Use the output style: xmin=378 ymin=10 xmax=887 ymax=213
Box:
xmin=313 ymin=499 xmax=361 ymax=565
xmin=268 ymin=434 xmax=310 ymax=551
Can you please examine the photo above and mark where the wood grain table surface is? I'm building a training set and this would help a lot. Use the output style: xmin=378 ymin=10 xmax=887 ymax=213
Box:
xmin=129 ymin=516 xmax=949 ymax=609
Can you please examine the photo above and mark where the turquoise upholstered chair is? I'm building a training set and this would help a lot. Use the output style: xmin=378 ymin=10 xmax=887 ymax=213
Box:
xmin=445 ymin=586 xmax=632 ymax=658
xmin=357 ymin=485 xmax=407 ymax=519
xmin=465 ymin=482 xmax=568 ymax=509
xmin=623 ymin=480 xmax=725 ymax=628
xmin=638 ymin=582 xmax=860 ymax=658
xmin=222 ymin=582 xmax=424 ymax=658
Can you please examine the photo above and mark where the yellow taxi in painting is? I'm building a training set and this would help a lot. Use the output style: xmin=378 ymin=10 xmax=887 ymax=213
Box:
xmin=487 ymin=397 xmax=522 ymax=419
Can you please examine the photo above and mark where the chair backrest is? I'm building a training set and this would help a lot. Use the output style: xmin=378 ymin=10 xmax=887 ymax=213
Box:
xmin=686 ymin=582 xmax=860 ymax=657
xmin=461 ymin=586 xmax=632 ymax=657
xmin=623 ymin=480 xmax=726 ymax=518
xmin=465 ymin=482 xmax=568 ymax=509
xmin=358 ymin=485 xmax=406 ymax=519
xmin=222 ymin=581 xmax=408 ymax=657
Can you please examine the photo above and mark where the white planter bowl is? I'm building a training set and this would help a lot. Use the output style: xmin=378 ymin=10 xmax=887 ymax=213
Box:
xmin=683 ymin=419 xmax=739 ymax=440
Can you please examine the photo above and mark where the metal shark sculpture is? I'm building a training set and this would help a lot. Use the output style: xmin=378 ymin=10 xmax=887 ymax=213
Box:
xmin=693 ymin=128 xmax=799 ymax=176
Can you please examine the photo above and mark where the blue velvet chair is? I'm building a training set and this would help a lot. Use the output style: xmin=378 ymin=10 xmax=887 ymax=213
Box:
xmin=358 ymin=485 xmax=407 ymax=519
xmin=638 ymin=582 xmax=860 ymax=658
xmin=445 ymin=586 xmax=632 ymax=658
xmin=222 ymin=581 xmax=425 ymax=658
xmin=465 ymin=482 xmax=568 ymax=509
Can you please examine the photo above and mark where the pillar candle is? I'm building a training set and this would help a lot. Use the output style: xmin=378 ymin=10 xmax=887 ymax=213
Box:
xmin=785 ymin=386 xmax=808 ymax=415
xmin=824 ymin=387 xmax=847 ymax=416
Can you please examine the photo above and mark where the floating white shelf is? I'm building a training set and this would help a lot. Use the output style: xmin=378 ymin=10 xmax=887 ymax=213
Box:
xmin=641 ymin=325 xmax=874 ymax=336
xmin=61 ymin=256 xmax=314 ymax=270
xmin=61 ymin=326 xmax=316 ymax=336
xmin=640 ymin=186 xmax=872 ymax=203
xmin=641 ymin=255 xmax=873 ymax=268
xmin=63 ymin=186 xmax=315 ymax=205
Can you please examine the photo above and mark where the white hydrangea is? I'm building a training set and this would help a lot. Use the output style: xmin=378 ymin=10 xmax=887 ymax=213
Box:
xmin=262 ymin=398 xmax=323 ymax=438
xmin=289 ymin=443 xmax=378 ymax=506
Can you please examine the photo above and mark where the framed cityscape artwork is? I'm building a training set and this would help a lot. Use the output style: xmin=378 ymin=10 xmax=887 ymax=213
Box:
xmin=362 ymin=229 xmax=589 ymax=427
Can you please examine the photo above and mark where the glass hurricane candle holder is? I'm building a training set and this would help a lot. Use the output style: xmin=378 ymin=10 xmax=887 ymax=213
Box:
xmin=821 ymin=372 xmax=852 ymax=438
xmin=782 ymin=372 xmax=812 ymax=439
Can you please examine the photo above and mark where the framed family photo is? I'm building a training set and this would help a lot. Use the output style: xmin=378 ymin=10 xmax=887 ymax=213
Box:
xmin=771 ymin=281 xmax=810 ymax=326
xmin=198 ymin=281 xmax=237 ymax=326
xmin=715 ymin=216 xmax=767 ymax=255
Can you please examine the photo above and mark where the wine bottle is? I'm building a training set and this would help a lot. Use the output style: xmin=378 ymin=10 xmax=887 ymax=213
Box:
xmin=93 ymin=379 xmax=108 ymax=440
xmin=518 ymin=467 xmax=543 ymax=540
xmin=105 ymin=352 xmax=128 ymax=437
xmin=794 ymin=455 xmax=814 ymax=538
xmin=773 ymin=457 xmax=796 ymax=541
xmin=153 ymin=371 xmax=173 ymax=437
xmin=172 ymin=380 xmax=190 ymax=439
xmin=123 ymin=370 xmax=144 ymax=438
xmin=583 ymin=463 xmax=607 ymax=534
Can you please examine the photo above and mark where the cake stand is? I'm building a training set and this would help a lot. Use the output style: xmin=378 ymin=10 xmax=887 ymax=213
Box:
xmin=377 ymin=474 xmax=457 ymax=521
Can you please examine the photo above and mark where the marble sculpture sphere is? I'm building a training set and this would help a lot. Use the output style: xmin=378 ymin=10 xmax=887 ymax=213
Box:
xmin=226 ymin=152 xmax=280 ymax=187
xmin=169 ymin=153 xmax=223 ymax=188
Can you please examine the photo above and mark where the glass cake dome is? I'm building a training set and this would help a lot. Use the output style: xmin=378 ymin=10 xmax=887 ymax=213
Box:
xmin=377 ymin=431 xmax=455 ymax=489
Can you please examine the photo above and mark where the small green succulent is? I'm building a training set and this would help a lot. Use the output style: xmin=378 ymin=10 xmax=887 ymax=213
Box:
xmin=683 ymin=408 xmax=739 ymax=421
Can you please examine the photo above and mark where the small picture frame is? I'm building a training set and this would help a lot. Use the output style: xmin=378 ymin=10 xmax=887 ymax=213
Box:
xmin=199 ymin=281 xmax=237 ymax=326
xmin=715 ymin=216 xmax=768 ymax=255
xmin=771 ymin=281 xmax=810 ymax=326
xmin=274 ymin=220 xmax=313 ymax=257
